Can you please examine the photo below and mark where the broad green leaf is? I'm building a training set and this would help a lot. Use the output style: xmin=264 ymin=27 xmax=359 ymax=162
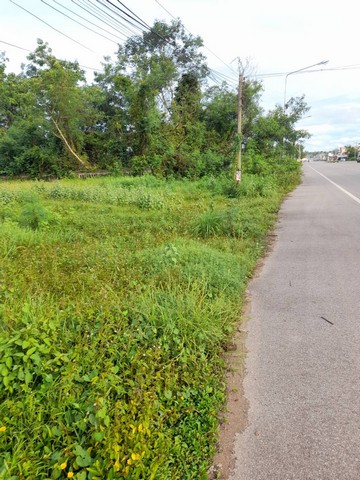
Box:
xmin=5 ymin=357 xmax=13 ymax=369
xmin=24 ymin=369 xmax=33 ymax=385
xmin=92 ymin=431 xmax=105 ymax=442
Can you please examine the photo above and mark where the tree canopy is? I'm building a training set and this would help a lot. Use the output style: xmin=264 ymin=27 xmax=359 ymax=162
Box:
xmin=0 ymin=21 xmax=310 ymax=178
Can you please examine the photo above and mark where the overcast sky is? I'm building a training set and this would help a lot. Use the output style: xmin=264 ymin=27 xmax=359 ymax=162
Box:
xmin=2 ymin=0 xmax=360 ymax=152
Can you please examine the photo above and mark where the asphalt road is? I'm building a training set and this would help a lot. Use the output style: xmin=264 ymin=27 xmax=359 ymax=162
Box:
xmin=230 ymin=162 xmax=360 ymax=480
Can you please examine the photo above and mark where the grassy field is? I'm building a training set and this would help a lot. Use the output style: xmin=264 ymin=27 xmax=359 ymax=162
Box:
xmin=0 ymin=169 xmax=300 ymax=479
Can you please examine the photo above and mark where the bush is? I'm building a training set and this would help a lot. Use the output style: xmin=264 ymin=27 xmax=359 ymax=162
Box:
xmin=17 ymin=193 xmax=55 ymax=230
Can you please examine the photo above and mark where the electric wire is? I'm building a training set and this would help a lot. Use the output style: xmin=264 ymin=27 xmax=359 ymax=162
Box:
xmin=88 ymin=0 xmax=140 ymax=37
xmin=210 ymin=68 xmax=238 ymax=84
xmin=72 ymin=0 xmax=132 ymax=39
xmin=40 ymin=0 xmax=118 ymax=44
xmin=0 ymin=36 xmax=100 ymax=72
xmin=49 ymin=0 xmax=125 ymax=42
xmin=7 ymin=2 xmax=360 ymax=85
xmin=0 ymin=39 xmax=31 ymax=52
xmin=96 ymin=0 xmax=148 ymax=34
xmin=9 ymin=0 xmax=95 ymax=52
xmin=3 ymin=0 xmax=184 ymax=72
xmin=208 ymin=71 xmax=223 ymax=87
xmin=208 ymin=69 xmax=237 ymax=88
xmin=154 ymin=0 xmax=238 ymax=77
xmin=96 ymin=0 xmax=176 ymax=43
xmin=116 ymin=0 xmax=153 ymax=31
xmin=252 ymin=64 xmax=360 ymax=79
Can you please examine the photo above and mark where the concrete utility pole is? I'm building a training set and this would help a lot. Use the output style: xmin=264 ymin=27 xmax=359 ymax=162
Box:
xmin=235 ymin=62 xmax=244 ymax=183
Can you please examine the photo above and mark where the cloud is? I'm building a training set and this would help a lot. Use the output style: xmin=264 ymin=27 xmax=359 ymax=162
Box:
xmin=300 ymin=94 xmax=360 ymax=150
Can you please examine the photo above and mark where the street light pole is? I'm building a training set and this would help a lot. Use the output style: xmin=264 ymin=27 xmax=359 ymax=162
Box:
xmin=283 ymin=60 xmax=328 ymax=110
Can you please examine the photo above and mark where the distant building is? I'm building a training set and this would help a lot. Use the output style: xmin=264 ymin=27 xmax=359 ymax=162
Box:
xmin=331 ymin=146 xmax=348 ymax=162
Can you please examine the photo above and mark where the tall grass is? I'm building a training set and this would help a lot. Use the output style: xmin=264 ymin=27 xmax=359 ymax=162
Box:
xmin=0 ymin=167 xmax=300 ymax=479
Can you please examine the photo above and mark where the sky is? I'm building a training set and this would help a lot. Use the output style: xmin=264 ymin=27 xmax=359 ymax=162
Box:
xmin=1 ymin=0 xmax=360 ymax=152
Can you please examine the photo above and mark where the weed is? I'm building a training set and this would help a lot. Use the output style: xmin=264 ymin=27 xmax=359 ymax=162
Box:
xmin=0 ymin=169 xmax=300 ymax=479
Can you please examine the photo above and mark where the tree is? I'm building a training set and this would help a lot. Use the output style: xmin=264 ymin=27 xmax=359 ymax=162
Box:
xmin=120 ymin=19 xmax=208 ymax=113
xmin=345 ymin=145 xmax=357 ymax=161
xmin=0 ymin=53 xmax=27 ymax=133
xmin=249 ymin=95 xmax=310 ymax=158
xmin=0 ymin=52 xmax=57 ymax=176
xmin=0 ymin=26 xmax=312 ymax=180
xmin=89 ymin=62 xmax=133 ymax=169
xmin=202 ymin=84 xmax=237 ymax=153
xmin=23 ymin=40 xmax=93 ymax=169
xmin=92 ymin=19 xmax=211 ymax=176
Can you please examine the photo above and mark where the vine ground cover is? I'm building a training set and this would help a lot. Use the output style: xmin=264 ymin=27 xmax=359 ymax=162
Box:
xmin=0 ymin=169 xmax=300 ymax=479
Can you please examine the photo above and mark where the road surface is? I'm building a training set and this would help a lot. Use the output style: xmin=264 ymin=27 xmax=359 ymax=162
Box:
xmin=230 ymin=162 xmax=360 ymax=480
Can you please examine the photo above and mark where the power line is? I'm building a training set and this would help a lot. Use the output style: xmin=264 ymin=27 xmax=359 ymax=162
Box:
xmin=208 ymin=71 xmax=224 ymax=87
xmin=154 ymin=0 xmax=237 ymax=77
xmin=96 ymin=0 xmax=148 ymax=34
xmin=210 ymin=68 xmax=238 ymax=84
xmin=302 ymin=64 xmax=360 ymax=74
xmin=0 ymin=39 xmax=31 ymax=52
xmin=10 ymin=0 xmax=95 ymax=52
xmin=0 ymin=37 xmax=100 ymax=72
xmin=89 ymin=0 xmax=140 ymax=37
xmin=71 ymin=0 xmax=131 ymax=39
xmin=96 ymin=0 xmax=174 ymax=44
xmin=116 ymin=0 xmax=153 ymax=31
xmin=49 ymin=0 xmax=125 ymax=42
xmin=208 ymin=70 xmax=237 ymax=89
xmin=253 ymin=63 xmax=360 ymax=80
xmin=40 ymin=0 xmax=119 ymax=45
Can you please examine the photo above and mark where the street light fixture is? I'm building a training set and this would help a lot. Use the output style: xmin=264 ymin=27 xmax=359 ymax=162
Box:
xmin=283 ymin=60 xmax=329 ymax=110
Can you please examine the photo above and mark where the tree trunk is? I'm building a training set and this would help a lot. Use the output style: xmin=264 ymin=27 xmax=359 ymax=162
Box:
xmin=52 ymin=118 xmax=87 ymax=167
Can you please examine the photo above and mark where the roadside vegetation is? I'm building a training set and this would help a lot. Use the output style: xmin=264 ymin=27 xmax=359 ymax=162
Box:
xmin=0 ymin=15 xmax=306 ymax=480
xmin=0 ymin=20 xmax=309 ymax=179
xmin=0 ymin=157 xmax=300 ymax=479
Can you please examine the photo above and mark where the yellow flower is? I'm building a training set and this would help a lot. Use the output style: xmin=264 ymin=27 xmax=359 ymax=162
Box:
xmin=0 ymin=426 xmax=6 ymax=432
xmin=67 ymin=472 xmax=74 ymax=479
xmin=60 ymin=462 xmax=67 ymax=470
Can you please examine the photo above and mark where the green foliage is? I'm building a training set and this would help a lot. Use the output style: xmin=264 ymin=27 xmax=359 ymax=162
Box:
xmin=197 ymin=171 xmax=283 ymax=200
xmin=0 ymin=190 xmax=16 ymax=205
xmin=192 ymin=203 xmax=273 ymax=240
xmin=345 ymin=145 xmax=357 ymax=161
xmin=37 ymin=180 xmax=167 ymax=210
xmin=0 ymin=21 xmax=310 ymax=178
xmin=17 ymin=193 xmax=56 ymax=230
xmin=237 ymin=175 xmax=276 ymax=197
xmin=249 ymin=96 xmax=310 ymax=158
xmin=0 ymin=172 xmax=299 ymax=478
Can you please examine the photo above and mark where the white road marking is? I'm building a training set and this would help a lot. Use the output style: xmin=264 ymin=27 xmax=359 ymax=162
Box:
xmin=309 ymin=166 xmax=360 ymax=205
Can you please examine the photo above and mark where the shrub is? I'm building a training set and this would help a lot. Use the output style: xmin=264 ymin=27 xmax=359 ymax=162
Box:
xmin=17 ymin=194 xmax=55 ymax=230
xmin=0 ymin=191 xmax=16 ymax=205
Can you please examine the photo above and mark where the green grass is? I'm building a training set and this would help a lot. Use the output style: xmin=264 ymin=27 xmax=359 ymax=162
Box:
xmin=0 ymin=167 xmax=300 ymax=479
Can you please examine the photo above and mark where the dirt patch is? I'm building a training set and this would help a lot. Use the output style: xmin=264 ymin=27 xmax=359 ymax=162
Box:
xmin=208 ymin=308 xmax=249 ymax=479
xmin=208 ymin=232 xmax=278 ymax=479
